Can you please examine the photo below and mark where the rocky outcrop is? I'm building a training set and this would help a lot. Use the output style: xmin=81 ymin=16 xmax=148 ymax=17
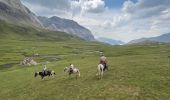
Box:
xmin=20 ymin=57 xmax=37 ymax=66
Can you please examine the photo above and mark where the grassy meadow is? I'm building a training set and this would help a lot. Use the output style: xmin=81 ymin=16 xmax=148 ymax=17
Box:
xmin=0 ymin=22 xmax=170 ymax=100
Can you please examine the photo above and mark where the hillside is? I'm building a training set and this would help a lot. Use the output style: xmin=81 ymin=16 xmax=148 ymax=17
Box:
xmin=128 ymin=33 xmax=170 ymax=44
xmin=0 ymin=20 xmax=81 ymax=41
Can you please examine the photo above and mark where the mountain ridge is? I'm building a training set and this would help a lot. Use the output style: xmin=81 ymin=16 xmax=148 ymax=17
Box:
xmin=128 ymin=33 xmax=170 ymax=44
xmin=38 ymin=16 xmax=95 ymax=41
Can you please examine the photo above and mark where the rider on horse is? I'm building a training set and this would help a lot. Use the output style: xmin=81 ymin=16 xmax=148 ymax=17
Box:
xmin=69 ymin=64 xmax=74 ymax=75
xmin=100 ymin=53 xmax=108 ymax=71
xmin=42 ymin=64 xmax=47 ymax=75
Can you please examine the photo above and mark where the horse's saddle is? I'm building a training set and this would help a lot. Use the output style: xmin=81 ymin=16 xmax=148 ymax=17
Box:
xmin=69 ymin=68 xmax=73 ymax=74
xmin=43 ymin=70 xmax=48 ymax=75
xmin=101 ymin=63 xmax=108 ymax=71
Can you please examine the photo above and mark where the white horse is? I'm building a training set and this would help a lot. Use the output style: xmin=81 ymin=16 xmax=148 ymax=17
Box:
xmin=96 ymin=64 xmax=104 ymax=79
xmin=64 ymin=67 xmax=80 ymax=79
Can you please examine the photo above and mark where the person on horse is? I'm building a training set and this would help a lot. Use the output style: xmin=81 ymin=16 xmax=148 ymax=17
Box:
xmin=69 ymin=64 xmax=74 ymax=75
xmin=42 ymin=64 xmax=47 ymax=75
xmin=100 ymin=53 xmax=108 ymax=71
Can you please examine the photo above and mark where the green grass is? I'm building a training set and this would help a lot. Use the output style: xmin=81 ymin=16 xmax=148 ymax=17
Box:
xmin=0 ymin=21 xmax=170 ymax=100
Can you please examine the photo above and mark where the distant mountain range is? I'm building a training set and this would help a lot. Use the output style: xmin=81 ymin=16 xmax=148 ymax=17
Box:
xmin=0 ymin=0 xmax=94 ymax=41
xmin=128 ymin=33 xmax=170 ymax=44
xmin=38 ymin=16 xmax=94 ymax=41
xmin=96 ymin=37 xmax=124 ymax=45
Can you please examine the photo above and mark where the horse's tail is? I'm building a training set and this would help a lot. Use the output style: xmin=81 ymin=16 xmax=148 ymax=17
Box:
xmin=34 ymin=72 xmax=38 ymax=77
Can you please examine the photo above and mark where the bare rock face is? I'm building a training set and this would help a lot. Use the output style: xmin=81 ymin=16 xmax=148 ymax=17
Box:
xmin=20 ymin=57 xmax=37 ymax=66
xmin=0 ymin=0 xmax=42 ymax=27
xmin=38 ymin=16 xmax=95 ymax=41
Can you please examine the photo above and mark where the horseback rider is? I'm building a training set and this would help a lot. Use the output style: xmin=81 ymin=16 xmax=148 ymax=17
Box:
xmin=100 ymin=53 xmax=108 ymax=71
xmin=69 ymin=64 xmax=74 ymax=75
xmin=42 ymin=64 xmax=47 ymax=75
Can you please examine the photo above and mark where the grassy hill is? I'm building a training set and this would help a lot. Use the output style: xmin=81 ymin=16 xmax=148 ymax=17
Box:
xmin=0 ymin=22 xmax=170 ymax=100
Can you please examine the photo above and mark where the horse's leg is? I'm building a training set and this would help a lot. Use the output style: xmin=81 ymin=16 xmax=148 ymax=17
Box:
xmin=76 ymin=74 xmax=78 ymax=80
xmin=98 ymin=68 xmax=101 ymax=79
xmin=51 ymin=73 xmax=54 ymax=77
xmin=99 ymin=70 xmax=102 ymax=79
xmin=96 ymin=68 xmax=100 ymax=79
xmin=41 ymin=76 xmax=44 ymax=80
xmin=69 ymin=73 xmax=71 ymax=78
xmin=76 ymin=70 xmax=80 ymax=79
xmin=101 ymin=69 xmax=104 ymax=79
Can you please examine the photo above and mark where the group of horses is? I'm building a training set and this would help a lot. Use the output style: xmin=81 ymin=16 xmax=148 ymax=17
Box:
xmin=34 ymin=63 xmax=108 ymax=80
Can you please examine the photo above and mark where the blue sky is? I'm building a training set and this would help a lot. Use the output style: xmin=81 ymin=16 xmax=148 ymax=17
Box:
xmin=22 ymin=0 xmax=170 ymax=42
xmin=105 ymin=0 xmax=126 ymax=9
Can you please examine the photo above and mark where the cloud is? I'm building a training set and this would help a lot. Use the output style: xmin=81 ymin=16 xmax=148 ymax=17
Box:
xmin=22 ymin=0 xmax=71 ymax=10
xmin=122 ymin=0 xmax=170 ymax=19
xmin=21 ymin=0 xmax=73 ymax=18
xmin=81 ymin=0 xmax=105 ymax=13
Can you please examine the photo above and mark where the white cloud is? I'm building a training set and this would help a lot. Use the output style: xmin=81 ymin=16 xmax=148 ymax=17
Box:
xmin=21 ymin=0 xmax=72 ymax=18
xmin=22 ymin=0 xmax=71 ymax=10
xmin=82 ymin=0 xmax=105 ymax=13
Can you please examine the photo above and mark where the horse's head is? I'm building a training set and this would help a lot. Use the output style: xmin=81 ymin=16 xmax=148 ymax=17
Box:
xmin=64 ymin=67 xmax=68 ymax=72
xmin=51 ymin=70 xmax=56 ymax=75
xmin=34 ymin=72 xmax=38 ymax=77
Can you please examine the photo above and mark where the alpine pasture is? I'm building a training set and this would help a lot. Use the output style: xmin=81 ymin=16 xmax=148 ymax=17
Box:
xmin=0 ymin=22 xmax=170 ymax=100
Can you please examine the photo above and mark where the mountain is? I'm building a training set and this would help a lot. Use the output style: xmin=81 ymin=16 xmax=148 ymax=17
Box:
xmin=0 ymin=0 xmax=94 ymax=41
xmin=0 ymin=19 xmax=81 ymax=42
xmin=0 ymin=0 xmax=42 ymax=27
xmin=128 ymin=33 xmax=170 ymax=44
xmin=96 ymin=37 xmax=124 ymax=45
xmin=38 ymin=16 xmax=95 ymax=41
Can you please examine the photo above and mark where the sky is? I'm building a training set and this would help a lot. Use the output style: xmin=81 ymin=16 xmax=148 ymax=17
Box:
xmin=21 ymin=0 xmax=170 ymax=42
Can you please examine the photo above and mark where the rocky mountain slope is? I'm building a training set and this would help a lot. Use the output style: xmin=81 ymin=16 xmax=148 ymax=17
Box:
xmin=0 ymin=0 xmax=42 ymax=27
xmin=38 ymin=16 xmax=94 ymax=41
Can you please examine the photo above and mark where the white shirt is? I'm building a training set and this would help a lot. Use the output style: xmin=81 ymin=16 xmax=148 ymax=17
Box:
xmin=43 ymin=65 xmax=47 ymax=71
xmin=70 ymin=64 xmax=74 ymax=69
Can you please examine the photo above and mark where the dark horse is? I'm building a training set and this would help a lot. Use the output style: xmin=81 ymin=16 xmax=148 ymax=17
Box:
xmin=34 ymin=70 xmax=56 ymax=79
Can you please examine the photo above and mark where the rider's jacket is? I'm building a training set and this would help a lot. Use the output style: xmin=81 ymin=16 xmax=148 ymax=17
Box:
xmin=100 ymin=56 xmax=107 ymax=64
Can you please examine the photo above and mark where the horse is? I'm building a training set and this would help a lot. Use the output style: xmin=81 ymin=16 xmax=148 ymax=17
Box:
xmin=34 ymin=70 xmax=56 ymax=79
xmin=64 ymin=67 xmax=80 ymax=79
xmin=96 ymin=64 xmax=104 ymax=79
